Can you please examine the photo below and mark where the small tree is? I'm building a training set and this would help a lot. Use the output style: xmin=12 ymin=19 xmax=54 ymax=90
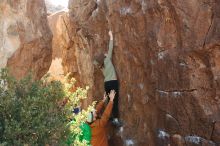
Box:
xmin=62 ymin=75 xmax=96 ymax=146
xmin=0 ymin=69 xmax=95 ymax=146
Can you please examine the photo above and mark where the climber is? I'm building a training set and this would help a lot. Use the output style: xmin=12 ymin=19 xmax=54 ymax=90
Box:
xmin=93 ymin=30 xmax=122 ymax=127
xmin=87 ymin=90 xmax=115 ymax=146
xmin=66 ymin=107 xmax=91 ymax=146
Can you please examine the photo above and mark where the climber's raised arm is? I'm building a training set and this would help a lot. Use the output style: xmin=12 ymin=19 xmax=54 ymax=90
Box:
xmin=95 ymin=92 xmax=107 ymax=114
xmin=99 ymin=90 xmax=115 ymax=126
xmin=107 ymin=30 xmax=113 ymax=59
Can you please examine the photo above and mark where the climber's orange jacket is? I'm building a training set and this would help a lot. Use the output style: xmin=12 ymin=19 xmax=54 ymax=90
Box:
xmin=90 ymin=100 xmax=113 ymax=146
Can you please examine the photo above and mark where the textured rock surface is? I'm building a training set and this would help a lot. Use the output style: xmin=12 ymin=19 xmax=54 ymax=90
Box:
xmin=47 ymin=11 xmax=68 ymax=81
xmin=47 ymin=10 xmax=94 ymax=105
xmin=48 ymin=0 xmax=220 ymax=145
xmin=0 ymin=0 xmax=52 ymax=79
xmin=211 ymin=121 xmax=220 ymax=143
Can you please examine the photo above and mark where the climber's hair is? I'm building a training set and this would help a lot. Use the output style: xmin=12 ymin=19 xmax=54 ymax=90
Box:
xmin=95 ymin=53 xmax=105 ymax=68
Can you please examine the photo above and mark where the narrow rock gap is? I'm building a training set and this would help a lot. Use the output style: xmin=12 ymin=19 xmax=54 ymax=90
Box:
xmin=61 ymin=16 xmax=69 ymax=39
xmin=209 ymin=121 xmax=216 ymax=140
xmin=203 ymin=12 xmax=214 ymax=48
xmin=88 ymin=3 xmax=98 ymax=19
xmin=166 ymin=0 xmax=183 ymax=50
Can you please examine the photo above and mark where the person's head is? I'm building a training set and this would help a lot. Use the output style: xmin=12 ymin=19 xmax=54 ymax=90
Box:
xmin=93 ymin=110 xmax=97 ymax=120
xmin=94 ymin=53 xmax=105 ymax=69
xmin=87 ymin=110 xmax=97 ymax=123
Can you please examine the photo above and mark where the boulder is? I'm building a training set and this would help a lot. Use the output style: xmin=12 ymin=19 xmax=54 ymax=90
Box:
xmin=48 ymin=0 xmax=220 ymax=145
xmin=0 ymin=0 xmax=52 ymax=79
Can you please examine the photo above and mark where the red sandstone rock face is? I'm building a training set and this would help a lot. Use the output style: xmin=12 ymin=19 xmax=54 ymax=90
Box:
xmin=47 ymin=10 xmax=94 ymax=105
xmin=0 ymin=0 xmax=52 ymax=79
xmin=49 ymin=0 xmax=220 ymax=145
xmin=47 ymin=11 xmax=68 ymax=81
xmin=211 ymin=121 xmax=220 ymax=143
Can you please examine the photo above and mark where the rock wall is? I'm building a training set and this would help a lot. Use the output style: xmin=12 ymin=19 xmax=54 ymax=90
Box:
xmin=48 ymin=0 xmax=220 ymax=145
xmin=47 ymin=11 xmax=67 ymax=81
xmin=0 ymin=0 xmax=52 ymax=79
xmin=47 ymin=10 xmax=94 ymax=106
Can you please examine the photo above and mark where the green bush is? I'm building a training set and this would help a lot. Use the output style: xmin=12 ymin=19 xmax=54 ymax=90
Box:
xmin=0 ymin=69 xmax=95 ymax=146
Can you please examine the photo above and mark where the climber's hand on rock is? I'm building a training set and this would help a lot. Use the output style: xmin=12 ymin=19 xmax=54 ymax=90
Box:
xmin=102 ymin=92 xmax=107 ymax=102
xmin=109 ymin=90 xmax=116 ymax=102
xmin=109 ymin=30 xmax=113 ymax=40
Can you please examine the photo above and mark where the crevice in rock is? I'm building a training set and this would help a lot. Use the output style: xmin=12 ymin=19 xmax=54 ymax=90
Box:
xmin=156 ymin=88 xmax=197 ymax=93
xmin=209 ymin=121 xmax=216 ymax=140
xmin=203 ymin=12 xmax=214 ymax=48
xmin=88 ymin=3 xmax=98 ymax=19
xmin=61 ymin=15 xmax=71 ymax=42
xmin=166 ymin=0 xmax=183 ymax=50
